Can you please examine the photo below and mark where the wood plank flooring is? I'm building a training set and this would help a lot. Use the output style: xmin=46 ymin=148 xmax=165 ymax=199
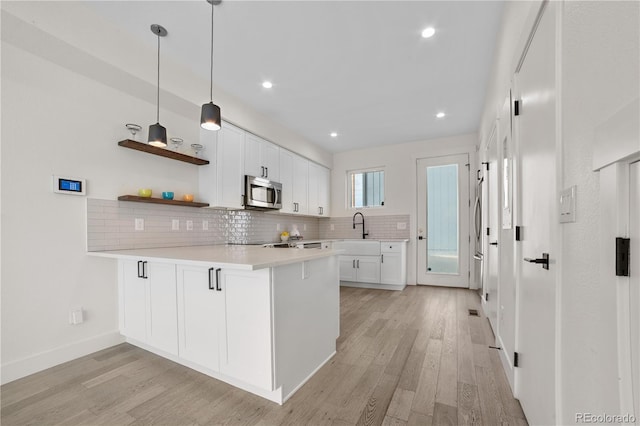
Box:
xmin=1 ymin=286 xmax=527 ymax=425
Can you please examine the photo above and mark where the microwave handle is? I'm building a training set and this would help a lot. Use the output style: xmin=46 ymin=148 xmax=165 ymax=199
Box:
xmin=275 ymin=188 xmax=280 ymax=206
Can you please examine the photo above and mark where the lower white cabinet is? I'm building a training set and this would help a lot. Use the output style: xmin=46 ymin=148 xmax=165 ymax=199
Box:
xmin=338 ymin=255 xmax=381 ymax=283
xmin=176 ymin=265 xmax=273 ymax=391
xmin=335 ymin=240 xmax=407 ymax=290
xmin=380 ymin=242 xmax=408 ymax=285
xmin=119 ymin=260 xmax=178 ymax=355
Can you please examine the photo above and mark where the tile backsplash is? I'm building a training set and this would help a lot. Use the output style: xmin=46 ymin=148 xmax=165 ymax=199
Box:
xmin=86 ymin=199 xmax=319 ymax=251
xmin=319 ymin=214 xmax=411 ymax=240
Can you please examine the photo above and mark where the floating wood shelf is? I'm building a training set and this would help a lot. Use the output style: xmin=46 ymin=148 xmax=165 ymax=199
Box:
xmin=118 ymin=139 xmax=209 ymax=165
xmin=118 ymin=195 xmax=209 ymax=208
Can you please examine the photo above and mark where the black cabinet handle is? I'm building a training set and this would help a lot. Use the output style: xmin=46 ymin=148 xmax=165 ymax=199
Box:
xmin=137 ymin=261 xmax=144 ymax=278
xmin=490 ymin=241 xmax=498 ymax=246
xmin=265 ymin=167 xmax=268 ymax=178
xmin=208 ymin=267 xmax=215 ymax=290
xmin=352 ymin=259 xmax=355 ymax=268
xmin=357 ymin=259 xmax=360 ymax=268
xmin=142 ymin=261 xmax=148 ymax=279
xmin=216 ymin=268 xmax=222 ymax=291
xmin=261 ymin=166 xmax=265 ymax=177
xmin=381 ymin=254 xmax=384 ymax=263
xmin=524 ymin=253 xmax=550 ymax=270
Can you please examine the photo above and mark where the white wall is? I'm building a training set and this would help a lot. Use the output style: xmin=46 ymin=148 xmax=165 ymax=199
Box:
xmin=331 ymin=133 xmax=477 ymax=286
xmin=479 ymin=0 xmax=640 ymax=423
xmin=0 ymin=5 xmax=331 ymax=383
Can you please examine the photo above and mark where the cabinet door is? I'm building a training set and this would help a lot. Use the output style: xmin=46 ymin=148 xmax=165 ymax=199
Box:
xmin=356 ymin=256 xmax=381 ymax=283
xmin=292 ymin=155 xmax=309 ymax=215
xmin=147 ymin=263 xmax=178 ymax=355
xmin=279 ymin=150 xmax=295 ymax=214
xmin=177 ymin=265 xmax=223 ymax=372
xmin=339 ymin=256 xmax=358 ymax=281
xmin=319 ymin=166 xmax=330 ymax=216
xmin=262 ymin=142 xmax=280 ymax=182
xmin=219 ymin=269 xmax=273 ymax=390
xmin=216 ymin=122 xmax=245 ymax=209
xmin=380 ymin=253 xmax=402 ymax=285
xmin=308 ymin=162 xmax=320 ymax=216
xmin=244 ymin=133 xmax=263 ymax=178
xmin=120 ymin=260 xmax=147 ymax=342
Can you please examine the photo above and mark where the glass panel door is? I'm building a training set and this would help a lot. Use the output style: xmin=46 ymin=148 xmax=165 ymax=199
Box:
xmin=426 ymin=164 xmax=459 ymax=274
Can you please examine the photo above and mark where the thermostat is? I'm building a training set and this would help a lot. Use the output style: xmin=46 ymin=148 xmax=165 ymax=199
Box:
xmin=53 ymin=175 xmax=86 ymax=196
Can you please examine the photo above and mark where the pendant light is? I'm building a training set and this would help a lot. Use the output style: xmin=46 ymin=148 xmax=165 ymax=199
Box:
xmin=148 ymin=24 xmax=168 ymax=147
xmin=201 ymin=0 xmax=222 ymax=131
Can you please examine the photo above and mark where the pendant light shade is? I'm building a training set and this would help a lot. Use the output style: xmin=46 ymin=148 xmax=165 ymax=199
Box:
xmin=201 ymin=0 xmax=222 ymax=131
xmin=148 ymin=24 xmax=168 ymax=147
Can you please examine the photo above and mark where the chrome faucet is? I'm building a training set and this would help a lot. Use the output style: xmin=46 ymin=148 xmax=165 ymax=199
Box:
xmin=352 ymin=212 xmax=369 ymax=239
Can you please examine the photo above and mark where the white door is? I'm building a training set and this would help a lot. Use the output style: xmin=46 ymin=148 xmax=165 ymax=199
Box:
xmin=497 ymin=92 xmax=517 ymax=389
xmin=176 ymin=265 xmax=223 ymax=372
xmin=120 ymin=260 xmax=147 ymax=342
xmin=630 ymin=160 xmax=640 ymax=421
xmin=485 ymin=128 xmax=499 ymax=329
xmin=338 ymin=256 xmax=357 ymax=281
xmin=380 ymin=253 xmax=401 ymax=285
xmin=514 ymin=3 xmax=557 ymax=424
xmin=417 ymin=154 xmax=470 ymax=287
xmin=146 ymin=262 xmax=178 ymax=355
xmin=356 ymin=256 xmax=381 ymax=283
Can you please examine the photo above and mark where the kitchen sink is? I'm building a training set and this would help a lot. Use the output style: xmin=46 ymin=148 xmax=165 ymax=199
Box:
xmin=332 ymin=240 xmax=380 ymax=256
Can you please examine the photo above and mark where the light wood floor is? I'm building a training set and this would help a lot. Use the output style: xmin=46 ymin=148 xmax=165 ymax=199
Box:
xmin=1 ymin=286 xmax=527 ymax=426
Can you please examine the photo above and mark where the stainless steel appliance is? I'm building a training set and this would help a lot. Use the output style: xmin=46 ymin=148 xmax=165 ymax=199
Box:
xmin=244 ymin=176 xmax=282 ymax=210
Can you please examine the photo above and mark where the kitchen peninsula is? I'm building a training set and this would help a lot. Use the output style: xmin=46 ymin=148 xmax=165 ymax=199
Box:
xmin=89 ymin=245 xmax=340 ymax=404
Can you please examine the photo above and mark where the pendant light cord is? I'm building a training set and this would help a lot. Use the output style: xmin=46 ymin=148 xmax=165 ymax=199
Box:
xmin=209 ymin=2 xmax=214 ymax=102
xmin=156 ymin=30 xmax=161 ymax=123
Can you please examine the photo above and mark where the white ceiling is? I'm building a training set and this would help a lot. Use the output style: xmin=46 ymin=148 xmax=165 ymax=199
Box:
xmin=88 ymin=1 xmax=504 ymax=153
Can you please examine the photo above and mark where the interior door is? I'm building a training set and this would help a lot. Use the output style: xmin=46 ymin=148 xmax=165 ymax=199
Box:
xmin=630 ymin=160 xmax=640 ymax=421
xmin=485 ymin=128 xmax=499 ymax=330
xmin=514 ymin=2 xmax=557 ymax=424
xmin=417 ymin=154 xmax=470 ymax=287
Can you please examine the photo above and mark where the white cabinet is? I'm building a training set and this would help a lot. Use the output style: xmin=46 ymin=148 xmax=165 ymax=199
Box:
xmin=176 ymin=265 xmax=273 ymax=391
xmin=308 ymin=162 xmax=331 ymax=217
xmin=199 ymin=121 xmax=245 ymax=209
xmin=176 ymin=265 xmax=224 ymax=372
xmin=280 ymin=149 xmax=308 ymax=214
xmin=380 ymin=242 xmax=407 ymax=285
xmin=119 ymin=260 xmax=178 ymax=355
xmin=338 ymin=255 xmax=380 ymax=283
xmin=245 ymin=133 xmax=279 ymax=181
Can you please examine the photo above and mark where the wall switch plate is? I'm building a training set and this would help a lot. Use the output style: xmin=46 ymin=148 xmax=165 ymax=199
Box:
xmin=277 ymin=224 xmax=281 ymax=231
xmin=397 ymin=222 xmax=407 ymax=230
xmin=330 ymin=224 xmax=335 ymax=231
xmin=186 ymin=220 xmax=193 ymax=231
xmin=203 ymin=220 xmax=208 ymax=231
xmin=69 ymin=307 xmax=84 ymax=325
xmin=172 ymin=219 xmax=180 ymax=231
xmin=302 ymin=261 xmax=310 ymax=279
xmin=135 ymin=218 xmax=144 ymax=231
xmin=303 ymin=224 xmax=307 ymax=231
xmin=559 ymin=185 xmax=576 ymax=223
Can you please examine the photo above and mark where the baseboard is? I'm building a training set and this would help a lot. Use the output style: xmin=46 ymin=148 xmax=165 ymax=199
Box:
xmin=1 ymin=331 xmax=124 ymax=385
xmin=340 ymin=281 xmax=406 ymax=291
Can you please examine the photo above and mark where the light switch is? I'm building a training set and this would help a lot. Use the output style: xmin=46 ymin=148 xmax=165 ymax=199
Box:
xmin=330 ymin=224 xmax=335 ymax=231
xmin=135 ymin=218 xmax=144 ymax=231
xmin=186 ymin=220 xmax=193 ymax=231
xmin=172 ymin=219 xmax=180 ymax=231
xmin=397 ymin=222 xmax=407 ymax=230
xmin=559 ymin=186 xmax=576 ymax=223
xmin=203 ymin=220 xmax=209 ymax=231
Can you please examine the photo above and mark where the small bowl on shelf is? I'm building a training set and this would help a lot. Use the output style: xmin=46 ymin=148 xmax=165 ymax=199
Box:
xmin=138 ymin=188 xmax=152 ymax=198
xmin=182 ymin=194 xmax=194 ymax=202
xmin=162 ymin=191 xmax=174 ymax=200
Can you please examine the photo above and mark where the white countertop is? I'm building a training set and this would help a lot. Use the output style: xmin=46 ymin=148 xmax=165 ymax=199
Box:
xmin=297 ymin=238 xmax=410 ymax=244
xmin=88 ymin=245 xmax=341 ymax=271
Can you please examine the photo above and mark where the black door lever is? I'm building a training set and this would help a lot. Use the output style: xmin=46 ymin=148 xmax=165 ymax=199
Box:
xmin=524 ymin=253 xmax=549 ymax=270
xmin=489 ymin=241 xmax=498 ymax=246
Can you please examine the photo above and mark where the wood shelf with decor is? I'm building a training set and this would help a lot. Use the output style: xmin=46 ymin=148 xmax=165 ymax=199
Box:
xmin=118 ymin=195 xmax=209 ymax=208
xmin=118 ymin=139 xmax=209 ymax=165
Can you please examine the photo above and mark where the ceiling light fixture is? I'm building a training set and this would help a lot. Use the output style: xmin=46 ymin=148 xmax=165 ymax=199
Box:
xmin=201 ymin=0 xmax=222 ymax=131
xmin=148 ymin=24 xmax=168 ymax=147
xmin=330 ymin=132 xmax=338 ymax=138
xmin=436 ymin=112 xmax=446 ymax=119
xmin=262 ymin=81 xmax=273 ymax=89
xmin=421 ymin=27 xmax=436 ymax=38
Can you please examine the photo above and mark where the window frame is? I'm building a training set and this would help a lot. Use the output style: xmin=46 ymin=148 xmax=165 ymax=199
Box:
xmin=346 ymin=167 xmax=386 ymax=210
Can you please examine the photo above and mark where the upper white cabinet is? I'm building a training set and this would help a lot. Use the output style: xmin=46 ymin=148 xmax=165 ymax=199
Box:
xmin=199 ymin=121 xmax=245 ymax=209
xmin=119 ymin=259 xmax=178 ymax=355
xmin=244 ymin=133 xmax=279 ymax=182
xmin=309 ymin=162 xmax=330 ymax=217
xmin=280 ymin=149 xmax=309 ymax=215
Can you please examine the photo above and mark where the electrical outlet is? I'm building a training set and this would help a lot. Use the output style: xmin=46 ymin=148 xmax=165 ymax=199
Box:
xmin=172 ymin=219 xmax=180 ymax=231
xmin=203 ymin=220 xmax=208 ymax=231
xmin=303 ymin=224 xmax=307 ymax=231
xmin=186 ymin=220 xmax=193 ymax=231
xmin=277 ymin=223 xmax=281 ymax=231
xmin=135 ymin=218 xmax=144 ymax=231
xmin=397 ymin=222 xmax=407 ymax=230
xmin=69 ymin=307 xmax=84 ymax=325
xmin=330 ymin=224 xmax=335 ymax=231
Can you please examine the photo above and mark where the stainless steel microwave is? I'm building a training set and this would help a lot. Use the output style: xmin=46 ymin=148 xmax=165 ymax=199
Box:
xmin=244 ymin=176 xmax=282 ymax=210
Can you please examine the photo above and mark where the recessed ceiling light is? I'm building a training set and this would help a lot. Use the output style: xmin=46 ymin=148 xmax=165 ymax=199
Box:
xmin=421 ymin=27 xmax=436 ymax=38
xmin=436 ymin=112 xmax=446 ymax=119
xmin=330 ymin=132 xmax=338 ymax=138
xmin=262 ymin=81 xmax=273 ymax=89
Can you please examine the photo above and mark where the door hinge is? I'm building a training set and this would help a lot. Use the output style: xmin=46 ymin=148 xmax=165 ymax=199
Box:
xmin=514 ymin=351 xmax=520 ymax=367
xmin=482 ymin=162 xmax=490 ymax=171
xmin=486 ymin=227 xmax=490 ymax=236
xmin=515 ymin=226 xmax=522 ymax=241
xmin=514 ymin=100 xmax=520 ymax=116
xmin=616 ymin=237 xmax=630 ymax=277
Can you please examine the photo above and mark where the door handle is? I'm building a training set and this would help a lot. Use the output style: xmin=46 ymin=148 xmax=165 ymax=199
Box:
xmin=357 ymin=259 xmax=360 ymax=268
xmin=261 ymin=166 xmax=265 ymax=177
xmin=352 ymin=259 xmax=355 ymax=268
xmin=265 ymin=167 xmax=268 ymax=178
xmin=418 ymin=236 xmax=424 ymax=240
xmin=137 ymin=261 xmax=144 ymax=278
xmin=381 ymin=254 xmax=384 ymax=263
xmin=216 ymin=268 xmax=222 ymax=291
xmin=490 ymin=241 xmax=498 ymax=246
xmin=142 ymin=261 xmax=148 ymax=279
xmin=208 ymin=267 xmax=215 ymax=290
xmin=524 ymin=253 xmax=549 ymax=270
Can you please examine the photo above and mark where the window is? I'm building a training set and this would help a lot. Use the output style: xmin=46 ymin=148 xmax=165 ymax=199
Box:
xmin=348 ymin=169 xmax=385 ymax=208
